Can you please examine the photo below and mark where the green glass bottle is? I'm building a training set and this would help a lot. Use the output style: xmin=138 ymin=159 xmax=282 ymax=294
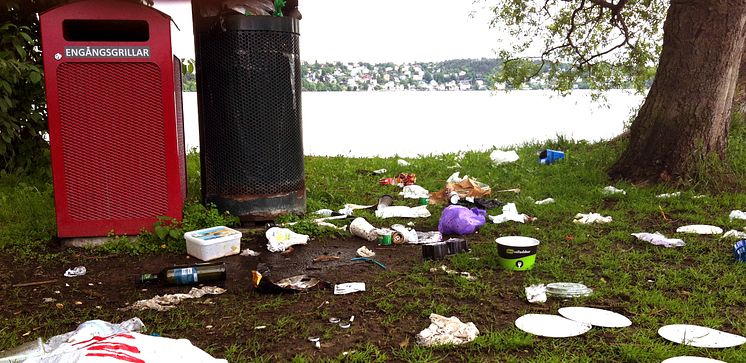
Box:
xmin=137 ymin=262 xmax=226 ymax=286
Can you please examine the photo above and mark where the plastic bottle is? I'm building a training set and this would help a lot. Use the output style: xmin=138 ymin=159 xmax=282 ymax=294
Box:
xmin=137 ymin=262 xmax=226 ymax=286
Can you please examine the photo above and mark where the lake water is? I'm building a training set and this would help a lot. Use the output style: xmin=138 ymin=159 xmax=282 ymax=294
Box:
xmin=182 ymin=90 xmax=644 ymax=157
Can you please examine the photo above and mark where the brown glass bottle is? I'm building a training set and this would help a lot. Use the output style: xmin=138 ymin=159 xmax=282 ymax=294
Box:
xmin=137 ymin=262 xmax=226 ymax=286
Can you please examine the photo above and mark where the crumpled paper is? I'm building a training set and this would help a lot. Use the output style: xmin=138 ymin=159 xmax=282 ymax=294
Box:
xmin=535 ymin=197 xmax=555 ymax=205
xmin=63 ymin=266 xmax=86 ymax=278
xmin=730 ymin=210 xmax=746 ymax=220
xmin=399 ymin=185 xmax=430 ymax=199
xmin=121 ymin=286 xmax=226 ymax=311
xmin=602 ymin=186 xmax=626 ymax=195
xmin=266 ymin=227 xmax=310 ymax=252
xmin=632 ymin=232 xmax=685 ymax=248
xmin=573 ymin=213 xmax=612 ymax=224
xmin=356 ymin=246 xmax=375 ymax=258
xmin=676 ymin=225 xmax=723 ymax=235
xmin=416 ymin=314 xmax=480 ymax=346
xmin=430 ymin=174 xmax=491 ymax=204
xmin=488 ymin=203 xmax=528 ymax=224
xmin=525 ymin=284 xmax=547 ymax=304
xmin=490 ymin=150 xmax=519 ymax=165
xmin=375 ymin=205 xmax=431 ymax=219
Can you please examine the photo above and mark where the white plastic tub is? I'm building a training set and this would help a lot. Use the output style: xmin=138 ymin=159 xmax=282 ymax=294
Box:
xmin=184 ymin=226 xmax=242 ymax=261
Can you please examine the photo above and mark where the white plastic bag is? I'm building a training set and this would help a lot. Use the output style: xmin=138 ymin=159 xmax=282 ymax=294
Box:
xmin=489 ymin=150 xmax=519 ymax=165
xmin=266 ymin=227 xmax=309 ymax=252
xmin=416 ymin=314 xmax=479 ymax=346
xmin=488 ymin=203 xmax=528 ymax=224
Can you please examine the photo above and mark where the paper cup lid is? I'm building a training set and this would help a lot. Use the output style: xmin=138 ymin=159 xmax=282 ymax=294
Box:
xmin=658 ymin=324 xmax=746 ymax=348
xmin=661 ymin=357 xmax=726 ymax=363
xmin=514 ymin=314 xmax=592 ymax=338
xmin=558 ymin=307 xmax=631 ymax=328
xmin=495 ymin=236 xmax=540 ymax=247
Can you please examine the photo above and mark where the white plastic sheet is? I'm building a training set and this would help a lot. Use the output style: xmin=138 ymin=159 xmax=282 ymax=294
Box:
xmin=573 ymin=213 xmax=612 ymax=224
xmin=676 ymin=225 xmax=723 ymax=235
xmin=416 ymin=314 xmax=479 ymax=346
xmin=490 ymin=150 xmax=519 ymax=165
xmin=266 ymin=227 xmax=310 ymax=252
xmin=333 ymin=282 xmax=366 ymax=295
xmin=535 ymin=198 xmax=555 ymax=205
xmin=632 ymin=232 xmax=685 ymax=248
xmin=488 ymin=203 xmax=528 ymax=224
xmin=729 ymin=210 xmax=746 ymax=220
xmin=399 ymin=185 xmax=430 ymax=199
xmin=602 ymin=186 xmax=626 ymax=195
xmin=375 ymin=205 xmax=431 ymax=219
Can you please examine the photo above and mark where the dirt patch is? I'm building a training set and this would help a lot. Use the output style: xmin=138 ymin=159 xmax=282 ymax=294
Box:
xmin=0 ymin=229 xmax=532 ymax=361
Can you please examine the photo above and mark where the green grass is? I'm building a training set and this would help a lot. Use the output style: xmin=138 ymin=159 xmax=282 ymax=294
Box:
xmin=5 ymin=122 xmax=746 ymax=361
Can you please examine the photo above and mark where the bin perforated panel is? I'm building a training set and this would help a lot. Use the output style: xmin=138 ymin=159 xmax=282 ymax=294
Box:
xmin=173 ymin=55 xmax=187 ymax=200
xmin=57 ymin=62 xmax=169 ymax=221
xmin=198 ymin=26 xmax=304 ymax=198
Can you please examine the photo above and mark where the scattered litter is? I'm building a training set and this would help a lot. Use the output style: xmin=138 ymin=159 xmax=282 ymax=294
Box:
xmin=314 ymin=209 xmax=334 ymax=217
xmin=413 ymin=231 xmax=442 ymax=244
xmin=661 ymin=357 xmax=725 ymax=363
xmin=734 ymin=240 xmax=746 ymax=262
xmin=439 ymin=205 xmax=486 ymax=235
xmin=42 ymin=297 xmax=57 ymax=303
xmin=422 ymin=242 xmax=449 ymax=260
xmin=416 ymin=313 xmax=479 ymax=346
xmin=240 ymin=248 xmax=261 ymax=257
xmin=375 ymin=205 xmax=431 ymax=219
xmin=21 ymin=318 xmax=225 ymax=362
xmin=400 ymin=185 xmax=430 ymax=199
xmin=351 ymin=257 xmax=386 ymax=269
xmin=722 ymin=230 xmax=746 ymax=239
xmin=495 ymin=188 xmax=521 ymax=193
xmin=558 ymin=307 xmax=632 ymax=328
xmin=350 ymin=217 xmax=379 ymax=242
xmin=184 ymin=226 xmax=242 ymax=261
xmin=391 ymin=224 xmax=418 ymax=243
xmin=658 ymin=324 xmax=746 ymax=348
xmin=657 ymin=192 xmax=682 ymax=198
xmin=729 ymin=210 xmax=746 ymax=220
xmin=430 ymin=265 xmax=477 ymax=281
xmin=63 ymin=266 xmax=86 ymax=278
xmin=692 ymin=195 xmax=707 ymax=199
xmin=573 ymin=213 xmax=612 ymax=224
xmin=460 ymin=197 xmax=502 ymax=210
xmin=379 ymin=173 xmax=417 ymax=187
xmin=356 ymin=246 xmax=375 ymax=258
xmin=430 ymin=175 xmax=491 ymax=204
xmin=252 ymin=271 xmax=329 ymax=294
xmin=546 ymin=282 xmax=593 ymax=298
xmin=338 ymin=203 xmax=375 ymax=216
xmin=397 ymin=159 xmax=409 ymax=166
xmin=515 ymin=314 xmax=592 ymax=338
xmin=266 ymin=227 xmax=309 ymax=253
xmin=329 ymin=317 xmax=341 ymax=324
xmin=539 ymin=149 xmax=565 ymax=164
xmin=373 ymin=168 xmax=387 ymax=174
xmin=602 ymin=186 xmax=626 ymax=195
xmin=254 ymin=325 xmax=266 ymax=330
xmin=313 ymin=255 xmax=340 ymax=263
xmin=632 ymin=232 xmax=685 ymax=248
xmin=334 ymin=282 xmax=366 ymax=295
xmin=525 ymin=284 xmax=547 ymax=304
xmin=676 ymin=225 xmax=723 ymax=235
xmin=490 ymin=150 xmax=519 ymax=165
xmin=121 ymin=287 xmax=225 ymax=311
xmin=338 ymin=322 xmax=351 ymax=329
xmin=535 ymin=198 xmax=555 ymax=205
xmin=489 ymin=203 xmax=530 ymax=224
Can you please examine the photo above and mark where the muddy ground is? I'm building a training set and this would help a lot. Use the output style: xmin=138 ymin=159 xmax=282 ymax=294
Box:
xmin=0 ymin=227 xmax=530 ymax=361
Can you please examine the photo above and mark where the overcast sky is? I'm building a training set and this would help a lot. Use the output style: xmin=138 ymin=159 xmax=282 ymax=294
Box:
xmin=153 ymin=0 xmax=501 ymax=63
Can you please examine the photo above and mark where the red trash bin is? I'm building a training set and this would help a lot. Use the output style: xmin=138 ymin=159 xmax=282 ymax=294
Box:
xmin=41 ymin=0 xmax=186 ymax=237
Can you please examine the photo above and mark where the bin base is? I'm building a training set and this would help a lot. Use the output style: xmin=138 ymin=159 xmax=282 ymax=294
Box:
xmin=207 ymin=189 xmax=306 ymax=222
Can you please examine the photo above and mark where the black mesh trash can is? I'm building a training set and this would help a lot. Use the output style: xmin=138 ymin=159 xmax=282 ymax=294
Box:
xmin=194 ymin=15 xmax=305 ymax=221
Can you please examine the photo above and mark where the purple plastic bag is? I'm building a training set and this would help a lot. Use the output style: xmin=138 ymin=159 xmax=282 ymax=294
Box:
xmin=438 ymin=205 xmax=487 ymax=235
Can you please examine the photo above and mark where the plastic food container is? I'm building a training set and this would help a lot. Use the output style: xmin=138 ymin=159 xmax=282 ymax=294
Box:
xmin=184 ymin=226 xmax=242 ymax=261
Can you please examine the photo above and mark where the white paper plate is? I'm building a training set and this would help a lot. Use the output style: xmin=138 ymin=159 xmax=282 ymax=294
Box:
xmin=658 ymin=324 xmax=746 ymax=348
xmin=675 ymin=225 xmax=723 ymax=235
xmin=558 ymin=307 xmax=632 ymax=328
xmin=515 ymin=314 xmax=592 ymax=338
xmin=661 ymin=357 xmax=725 ymax=363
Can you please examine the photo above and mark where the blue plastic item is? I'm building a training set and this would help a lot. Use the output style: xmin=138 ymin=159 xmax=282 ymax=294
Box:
xmin=734 ymin=240 xmax=746 ymax=262
xmin=438 ymin=205 xmax=486 ymax=235
xmin=539 ymin=149 xmax=565 ymax=164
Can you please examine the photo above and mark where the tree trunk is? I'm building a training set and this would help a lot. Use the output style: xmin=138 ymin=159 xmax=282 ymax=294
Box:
xmin=609 ymin=0 xmax=746 ymax=182
xmin=733 ymin=48 xmax=746 ymax=114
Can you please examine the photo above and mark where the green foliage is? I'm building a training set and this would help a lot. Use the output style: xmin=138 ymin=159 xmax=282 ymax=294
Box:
xmin=486 ymin=0 xmax=666 ymax=95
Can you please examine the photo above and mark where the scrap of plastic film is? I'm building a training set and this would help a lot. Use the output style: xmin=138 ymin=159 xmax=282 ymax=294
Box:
xmin=545 ymin=282 xmax=592 ymax=298
xmin=251 ymin=271 xmax=329 ymax=294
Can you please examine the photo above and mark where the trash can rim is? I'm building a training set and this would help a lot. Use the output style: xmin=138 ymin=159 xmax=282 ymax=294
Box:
xmin=196 ymin=15 xmax=299 ymax=34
